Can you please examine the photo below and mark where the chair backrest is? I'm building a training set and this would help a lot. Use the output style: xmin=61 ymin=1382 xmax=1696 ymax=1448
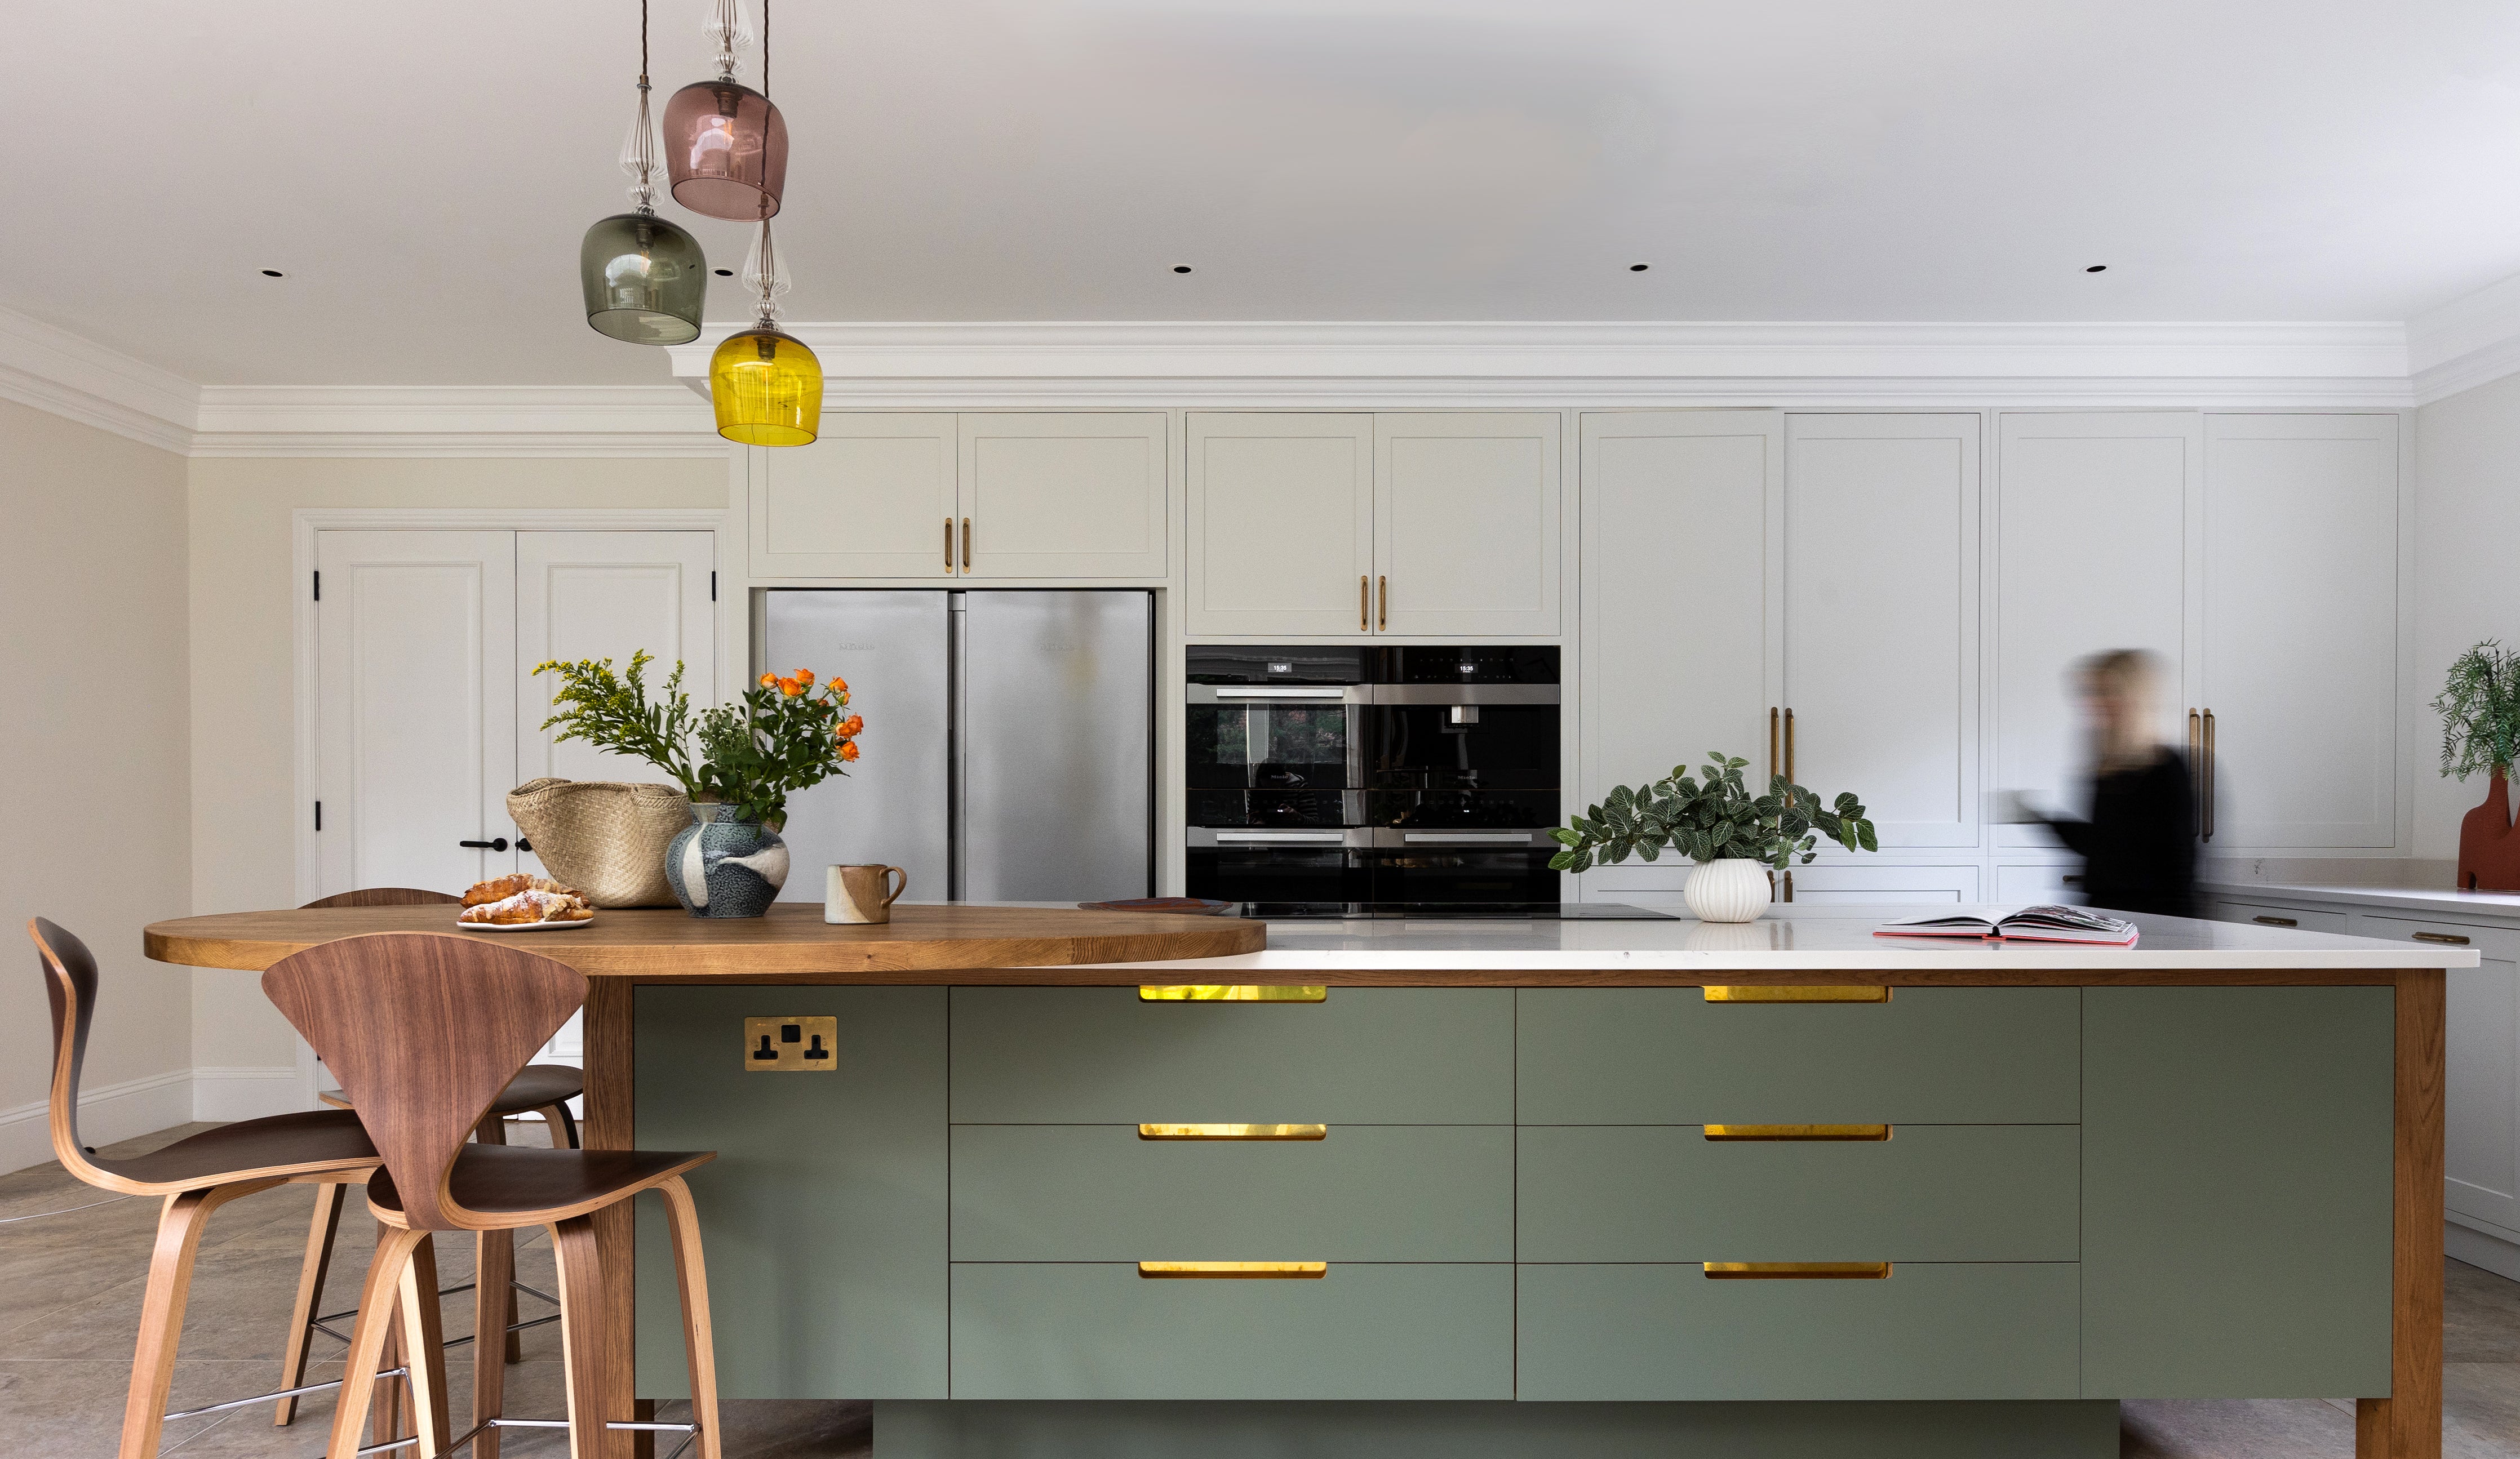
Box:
xmin=301 ymin=888 xmax=462 ymax=909
xmin=28 ymin=918 xmax=117 ymax=1189
xmin=261 ymin=932 xmax=585 ymax=1230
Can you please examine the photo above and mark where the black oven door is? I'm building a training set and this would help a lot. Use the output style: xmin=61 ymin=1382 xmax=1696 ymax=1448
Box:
xmin=1370 ymin=685 xmax=1559 ymax=792
xmin=1188 ymin=685 xmax=1370 ymax=794
xmin=1361 ymin=828 xmax=1561 ymax=905
xmin=1186 ymin=828 xmax=1370 ymax=904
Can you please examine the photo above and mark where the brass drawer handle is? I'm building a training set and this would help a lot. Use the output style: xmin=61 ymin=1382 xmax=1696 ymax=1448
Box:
xmin=1703 ymin=1262 xmax=1891 ymax=1280
xmin=2414 ymin=931 xmax=2472 ymax=946
xmin=1139 ymin=1261 xmax=1326 ymax=1279
xmin=1705 ymin=1124 xmax=1891 ymax=1142
xmin=1139 ymin=985 xmax=1327 ymax=1002
xmin=1703 ymin=985 xmax=1889 ymax=1004
xmin=1139 ymin=1124 xmax=1327 ymax=1141
xmin=2252 ymin=915 xmax=2299 ymax=928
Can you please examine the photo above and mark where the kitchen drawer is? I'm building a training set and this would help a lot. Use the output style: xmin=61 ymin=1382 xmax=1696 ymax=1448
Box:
xmin=1518 ymin=988 xmax=2079 ymax=1124
xmin=2356 ymin=913 xmax=2518 ymax=960
xmin=1518 ymin=1262 xmax=2079 ymax=1400
xmin=2216 ymin=900 xmax=2352 ymax=936
xmin=950 ymin=1262 xmax=1513 ymax=1399
xmin=952 ymin=1124 xmax=1511 ymax=1261
xmin=1519 ymin=1124 xmax=2077 ymax=1262
xmin=950 ymin=987 xmax=1512 ymax=1124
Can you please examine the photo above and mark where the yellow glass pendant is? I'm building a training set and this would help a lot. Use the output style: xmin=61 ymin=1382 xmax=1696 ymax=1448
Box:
xmin=709 ymin=327 xmax=823 ymax=447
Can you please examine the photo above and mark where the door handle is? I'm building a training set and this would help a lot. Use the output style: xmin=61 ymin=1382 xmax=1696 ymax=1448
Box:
xmin=459 ymin=838 xmax=511 ymax=852
xmin=2413 ymin=931 xmax=2473 ymax=946
xmin=1139 ymin=1261 xmax=1326 ymax=1279
xmin=2252 ymin=915 xmax=2298 ymax=928
xmin=2201 ymin=709 xmax=2216 ymax=842
xmin=945 ymin=518 xmax=955 ymax=573
xmin=1703 ymin=1262 xmax=1891 ymax=1280
xmin=962 ymin=517 xmax=973 ymax=572
xmin=516 ymin=837 xmax=532 ymax=852
xmin=1359 ymin=575 xmax=1369 ymax=633
xmin=1783 ymin=708 xmax=1795 ymax=784
xmin=1769 ymin=707 xmax=1780 ymax=782
xmin=2188 ymin=709 xmax=2203 ymax=837
xmin=1377 ymin=576 xmax=1387 ymax=631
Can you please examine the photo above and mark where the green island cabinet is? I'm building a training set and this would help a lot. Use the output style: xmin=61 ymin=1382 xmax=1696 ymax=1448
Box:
xmin=633 ymin=983 xmax=2393 ymax=1455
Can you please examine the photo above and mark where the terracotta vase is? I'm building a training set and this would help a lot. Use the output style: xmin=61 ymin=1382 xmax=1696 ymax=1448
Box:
xmin=2457 ymin=767 xmax=2520 ymax=892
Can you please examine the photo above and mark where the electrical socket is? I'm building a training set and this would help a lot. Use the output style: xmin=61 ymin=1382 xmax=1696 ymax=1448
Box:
xmin=743 ymin=1015 xmax=839 ymax=1072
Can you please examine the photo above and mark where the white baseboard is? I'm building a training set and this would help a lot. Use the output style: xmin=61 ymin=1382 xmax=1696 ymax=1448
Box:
xmin=191 ymin=1066 xmax=308 ymax=1123
xmin=2448 ymin=1215 xmax=2520 ymax=1282
xmin=0 ymin=1069 xmax=193 ymax=1176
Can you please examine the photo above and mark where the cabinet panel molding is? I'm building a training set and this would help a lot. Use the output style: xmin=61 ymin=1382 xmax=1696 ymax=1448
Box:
xmin=1187 ymin=412 xmax=1376 ymax=634
xmin=1374 ymin=412 xmax=1562 ymax=636
xmin=749 ymin=415 xmax=960 ymax=578
xmin=960 ymin=412 xmax=1167 ymax=578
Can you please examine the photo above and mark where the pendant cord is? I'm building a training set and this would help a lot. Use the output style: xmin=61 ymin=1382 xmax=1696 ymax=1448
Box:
xmin=640 ymin=0 xmax=649 ymax=86
xmin=762 ymin=0 xmax=770 ymax=96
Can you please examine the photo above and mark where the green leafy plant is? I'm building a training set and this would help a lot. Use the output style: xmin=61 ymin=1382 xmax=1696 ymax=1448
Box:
xmin=535 ymin=652 xmax=864 ymax=829
xmin=2434 ymin=640 xmax=2520 ymax=780
xmin=1550 ymin=753 xmax=1878 ymax=874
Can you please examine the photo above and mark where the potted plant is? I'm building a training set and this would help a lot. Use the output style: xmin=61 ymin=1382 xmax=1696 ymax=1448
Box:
xmin=536 ymin=652 xmax=864 ymax=917
xmin=2433 ymin=640 xmax=2520 ymax=891
xmin=1550 ymin=753 xmax=1877 ymax=923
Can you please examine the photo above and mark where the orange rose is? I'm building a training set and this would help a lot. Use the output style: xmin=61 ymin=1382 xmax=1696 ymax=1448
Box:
xmin=839 ymin=740 xmax=861 ymax=762
xmin=840 ymin=715 xmax=864 ymax=736
xmin=777 ymin=676 xmax=804 ymax=697
xmin=829 ymin=675 xmax=848 ymax=693
xmin=758 ymin=672 xmax=778 ymax=688
xmin=794 ymin=669 xmax=815 ymax=687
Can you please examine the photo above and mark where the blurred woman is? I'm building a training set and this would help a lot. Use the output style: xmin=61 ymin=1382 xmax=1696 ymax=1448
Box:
xmin=2037 ymin=650 xmax=2199 ymax=920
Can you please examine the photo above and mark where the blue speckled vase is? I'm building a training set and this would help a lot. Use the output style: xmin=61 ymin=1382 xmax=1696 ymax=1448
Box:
xmin=665 ymin=803 xmax=791 ymax=918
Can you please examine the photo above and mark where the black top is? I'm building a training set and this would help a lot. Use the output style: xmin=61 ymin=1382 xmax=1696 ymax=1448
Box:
xmin=2043 ymin=749 xmax=2200 ymax=920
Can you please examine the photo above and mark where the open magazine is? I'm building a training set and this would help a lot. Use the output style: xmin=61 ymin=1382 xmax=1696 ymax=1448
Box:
xmin=1874 ymin=905 xmax=2139 ymax=945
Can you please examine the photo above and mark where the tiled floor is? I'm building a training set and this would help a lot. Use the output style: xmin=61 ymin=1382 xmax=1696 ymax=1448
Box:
xmin=8 ymin=1123 xmax=2520 ymax=1457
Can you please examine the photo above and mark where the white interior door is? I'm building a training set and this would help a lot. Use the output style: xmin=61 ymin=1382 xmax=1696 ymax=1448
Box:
xmin=2200 ymin=413 xmax=2400 ymax=849
xmin=1186 ymin=413 xmax=1376 ymax=635
xmin=1783 ymin=415 xmax=1982 ymax=848
xmin=1375 ymin=412 xmax=1562 ymax=636
xmin=1993 ymin=413 xmax=2200 ymax=848
xmin=1575 ymin=411 xmax=1782 ymax=900
xmin=314 ymin=530 xmax=517 ymax=900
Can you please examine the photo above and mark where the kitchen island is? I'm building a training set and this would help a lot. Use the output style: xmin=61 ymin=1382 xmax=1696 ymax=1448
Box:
xmin=146 ymin=903 xmax=2475 ymax=1459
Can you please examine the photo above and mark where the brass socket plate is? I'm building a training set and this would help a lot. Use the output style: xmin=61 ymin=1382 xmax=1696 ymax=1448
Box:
xmin=744 ymin=1015 xmax=840 ymax=1072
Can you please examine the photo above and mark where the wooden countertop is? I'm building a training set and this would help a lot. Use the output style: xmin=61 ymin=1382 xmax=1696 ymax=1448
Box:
xmin=144 ymin=902 xmax=1266 ymax=983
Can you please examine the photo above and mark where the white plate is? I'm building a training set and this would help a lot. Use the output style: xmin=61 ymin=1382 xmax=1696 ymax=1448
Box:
xmin=457 ymin=917 xmax=594 ymax=932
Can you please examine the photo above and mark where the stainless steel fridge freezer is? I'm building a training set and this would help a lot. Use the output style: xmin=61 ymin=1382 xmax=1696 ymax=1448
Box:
xmin=763 ymin=589 xmax=1154 ymax=905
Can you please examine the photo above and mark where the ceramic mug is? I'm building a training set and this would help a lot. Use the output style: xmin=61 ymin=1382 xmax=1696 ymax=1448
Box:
xmin=827 ymin=864 xmax=909 ymax=924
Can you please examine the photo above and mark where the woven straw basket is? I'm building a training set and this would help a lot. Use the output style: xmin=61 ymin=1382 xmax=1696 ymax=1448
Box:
xmin=505 ymin=778 xmax=692 ymax=908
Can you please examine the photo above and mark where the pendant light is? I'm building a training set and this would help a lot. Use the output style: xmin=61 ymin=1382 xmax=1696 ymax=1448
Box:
xmin=579 ymin=0 xmax=707 ymax=344
xmin=665 ymin=0 xmax=788 ymax=220
xmin=710 ymin=220 xmax=823 ymax=446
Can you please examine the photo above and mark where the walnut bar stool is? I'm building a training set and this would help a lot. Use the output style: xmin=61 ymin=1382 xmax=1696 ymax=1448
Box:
xmin=263 ymin=931 xmax=722 ymax=1459
xmin=29 ymin=918 xmax=390 ymax=1459
xmin=277 ymin=888 xmax=588 ymax=1445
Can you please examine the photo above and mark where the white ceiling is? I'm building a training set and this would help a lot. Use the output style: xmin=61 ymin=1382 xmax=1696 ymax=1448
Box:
xmin=8 ymin=0 xmax=2519 ymax=386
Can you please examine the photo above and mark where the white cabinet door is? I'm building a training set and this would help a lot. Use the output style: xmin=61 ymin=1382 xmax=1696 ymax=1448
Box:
xmin=1784 ymin=863 xmax=1981 ymax=904
xmin=516 ymin=529 xmax=718 ymax=811
xmin=1994 ymin=413 xmax=2200 ymax=848
xmin=749 ymin=415 xmax=959 ymax=578
xmin=1186 ymin=413 xmax=1375 ymax=635
xmin=1375 ymin=412 xmax=1562 ymax=636
xmin=2201 ymin=413 xmax=2400 ymax=849
xmin=961 ymin=412 xmax=1167 ymax=578
xmin=1578 ymin=411 xmax=1782 ymax=898
xmin=314 ymin=531 xmax=518 ymax=900
xmin=1783 ymin=415 xmax=1981 ymax=848
xmin=2361 ymin=916 xmax=2520 ymax=1234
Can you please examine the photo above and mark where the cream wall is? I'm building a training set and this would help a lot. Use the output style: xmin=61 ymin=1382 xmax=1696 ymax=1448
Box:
xmin=0 ymin=397 xmax=194 ymax=1169
xmin=184 ymin=457 xmax=729 ymax=1086
xmin=2411 ymin=372 xmax=2520 ymax=860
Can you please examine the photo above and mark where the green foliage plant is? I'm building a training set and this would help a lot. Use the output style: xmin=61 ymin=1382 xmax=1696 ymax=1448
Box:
xmin=2434 ymin=639 xmax=2520 ymax=781
xmin=1550 ymin=753 xmax=1878 ymax=874
xmin=535 ymin=651 xmax=865 ymax=830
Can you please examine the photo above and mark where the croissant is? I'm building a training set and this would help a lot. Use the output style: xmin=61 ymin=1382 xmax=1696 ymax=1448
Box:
xmin=458 ymin=888 xmax=594 ymax=925
xmin=462 ymin=874 xmax=580 ymax=908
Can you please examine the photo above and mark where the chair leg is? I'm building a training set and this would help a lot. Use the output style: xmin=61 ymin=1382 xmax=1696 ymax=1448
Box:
xmin=397 ymin=1233 xmax=452 ymax=1459
xmin=540 ymin=1101 xmax=580 ymax=1150
xmin=550 ymin=1215 xmax=616 ymax=1459
xmin=325 ymin=1224 xmax=431 ymax=1459
xmin=658 ymin=1177 xmax=722 ymax=1459
xmin=275 ymin=1179 xmax=348 ymax=1425
xmin=474 ymin=1222 xmax=513 ymax=1459
xmin=371 ymin=1225 xmax=407 ymax=1452
xmin=119 ymin=1181 xmax=277 ymax=1459
xmin=473 ymin=1117 xmax=526 ymax=1364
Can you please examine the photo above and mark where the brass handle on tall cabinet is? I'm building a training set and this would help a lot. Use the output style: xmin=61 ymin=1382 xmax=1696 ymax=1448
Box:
xmin=962 ymin=517 xmax=973 ymax=571
xmin=1377 ymin=576 xmax=1387 ymax=631
xmin=1769 ymin=708 xmax=1780 ymax=782
xmin=1783 ymin=708 xmax=1795 ymax=782
xmin=2188 ymin=710 xmax=2203 ymax=837
xmin=2201 ymin=709 xmax=2217 ymax=842
xmin=945 ymin=518 xmax=955 ymax=573
xmin=1360 ymin=576 xmax=1369 ymax=632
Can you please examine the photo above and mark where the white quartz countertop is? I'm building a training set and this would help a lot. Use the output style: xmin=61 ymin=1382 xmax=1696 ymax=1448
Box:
xmin=1079 ymin=902 xmax=2478 ymax=973
xmin=2205 ymin=881 xmax=2520 ymax=924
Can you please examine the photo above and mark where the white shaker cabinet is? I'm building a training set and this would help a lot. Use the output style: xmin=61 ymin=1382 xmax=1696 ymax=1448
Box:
xmin=2200 ymin=413 xmax=2401 ymax=849
xmin=1374 ymin=413 xmax=1562 ymax=637
xmin=2363 ymin=917 xmax=2520 ymax=1238
xmin=749 ymin=415 xmax=961 ymax=578
xmin=1782 ymin=414 xmax=1982 ymax=849
xmin=1186 ymin=413 xmax=1376 ymax=634
xmin=1992 ymin=413 xmax=2200 ymax=848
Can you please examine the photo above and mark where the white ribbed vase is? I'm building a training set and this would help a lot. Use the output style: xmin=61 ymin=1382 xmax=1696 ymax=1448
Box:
xmin=1683 ymin=858 xmax=1772 ymax=923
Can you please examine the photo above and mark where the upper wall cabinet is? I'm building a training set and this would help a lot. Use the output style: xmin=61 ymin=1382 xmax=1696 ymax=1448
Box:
xmin=1186 ymin=411 xmax=1562 ymax=637
xmin=2202 ymin=413 xmax=2401 ymax=849
xmin=750 ymin=412 xmax=1167 ymax=581
xmin=1994 ymin=413 xmax=2201 ymax=849
xmin=1783 ymin=414 xmax=1982 ymax=849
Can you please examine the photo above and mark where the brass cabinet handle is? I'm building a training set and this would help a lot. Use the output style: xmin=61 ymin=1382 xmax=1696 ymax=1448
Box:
xmin=962 ymin=517 xmax=973 ymax=571
xmin=1768 ymin=707 xmax=1780 ymax=782
xmin=1782 ymin=868 xmax=1793 ymax=902
xmin=1360 ymin=575 xmax=1369 ymax=632
xmin=2188 ymin=709 xmax=2204 ymax=838
xmin=2252 ymin=915 xmax=2299 ymax=928
xmin=945 ymin=518 xmax=955 ymax=573
xmin=1783 ymin=708 xmax=1795 ymax=783
xmin=2414 ymin=931 xmax=2473 ymax=946
xmin=1139 ymin=1261 xmax=1326 ymax=1279
xmin=1703 ymin=985 xmax=1887 ymax=1003
xmin=1704 ymin=1124 xmax=1891 ymax=1142
xmin=1703 ymin=1262 xmax=1891 ymax=1280
xmin=1377 ymin=575 xmax=1387 ymax=631
xmin=1139 ymin=1124 xmax=1327 ymax=1141
xmin=2201 ymin=709 xmax=2216 ymax=841
xmin=2062 ymin=874 xmax=2084 ymax=887
xmin=1139 ymin=985 xmax=1328 ymax=1002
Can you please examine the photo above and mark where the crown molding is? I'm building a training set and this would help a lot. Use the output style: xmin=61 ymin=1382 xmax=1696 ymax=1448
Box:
xmin=0 ymin=305 xmax=198 ymax=453
xmin=190 ymin=386 xmax=722 ymax=457
xmin=2410 ymin=270 xmax=2520 ymax=404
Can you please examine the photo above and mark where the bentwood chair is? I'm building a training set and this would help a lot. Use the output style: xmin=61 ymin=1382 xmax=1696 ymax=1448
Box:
xmin=262 ymin=931 xmax=722 ymax=1459
xmin=277 ymin=888 xmax=588 ymax=1449
xmin=28 ymin=918 xmax=387 ymax=1459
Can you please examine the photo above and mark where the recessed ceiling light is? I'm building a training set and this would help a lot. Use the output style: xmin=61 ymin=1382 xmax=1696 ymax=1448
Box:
xmin=714 ymin=268 xmax=733 ymax=277
xmin=260 ymin=269 xmax=283 ymax=277
xmin=1172 ymin=265 xmax=1192 ymax=274
xmin=1629 ymin=263 xmax=1650 ymax=272
xmin=2085 ymin=265 xmax=2108 ymax=273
